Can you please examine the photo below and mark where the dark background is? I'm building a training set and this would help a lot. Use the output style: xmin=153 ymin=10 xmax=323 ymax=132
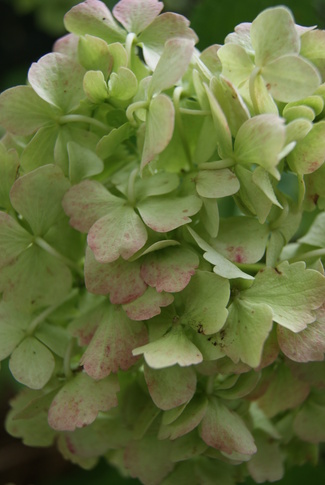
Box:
xmin=1 ymin=0 xmax=325 ymax=483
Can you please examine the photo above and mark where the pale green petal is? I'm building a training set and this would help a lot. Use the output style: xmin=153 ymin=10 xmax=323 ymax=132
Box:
xmin=68 ymin=141 xmax=104 ymax=183
xmin=287 ymin=121 xmax=325 ymax=174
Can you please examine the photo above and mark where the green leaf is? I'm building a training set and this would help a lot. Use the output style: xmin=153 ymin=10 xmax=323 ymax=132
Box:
xmin=68 ymin=141 xmax=104 ymax=183
xmin=250 ymin=7 xmax=299 ymax=66
xmin=138 ymin=194 xmax=202 ymax=232
xmin=242 ymin=261 xmax=325 ymax=332
xmin=48 ymin=372 xmax=119 ymax=431
xmin=179 ymin=271 xmax=229 ymax=335
xmin=213 ymin=216 xmax=269 ymax=264
xmin=0 ymin=212 xmax=33 ymax=269
xmin=113 ymin=0 xmax=163 ymax=35
xmin=138 ymin=12 xmax=198 ymax=70
xmin=133 ymin=326 xmax=203 ymax=368
xmin=78 ymin=34 xmax=112 ymax=75
xmin=64 ymin=0 xmax=125 ymax=44
xmin=108 ymin=67 xmax=138 ymax=100
xmin=0 ymin=86 xmax=58 ymax=135
xmin=0 ymin=302 xmax=28 ymax=360
xmin=261 ymin=55 xmax=321 ymax=103
xmin=144 ymin=363 xmax=196 ymax=410
xmin=83 ymin=70 xmax=109 ymax=103
xmin=122 ymin=286 xmax=174 ymax=321
xmin=9 ymin=337 xmax=55 ymax=389
xmin=188 ymin=227 xmax=254 ymax=280
xmin=221 ymin=300 xmax=273 ymax=368
xmin=199 ymin=397 xmax=256 ymax=455
xmin=81 ymin=304 xmax=148 ymax=379
xmin=234 ymin=114 xmax=286 ymax=180
xmin=141 ymin=94 xmax=175 ymax=170
xmin=10 ymin=165 xmax=70 ymax=236
xmin=195 ymin=169 xmax=240 ymax=199
xmin=287 ymin=121 xmax=325 ymax=174
xmin=28 ymin=53 xmax=86 ymax=113
xmin=148 ymin=38 xmax=194 ymax=97
xmin=140 ymin=246 xmax=199 ymax=293
xmin=88 ymin=204 xmax=148 ymax=262
xmin=85 ymin=246 xmax=147 ymax=304
xmin=277 ymin=305 xmax=325 ymax=362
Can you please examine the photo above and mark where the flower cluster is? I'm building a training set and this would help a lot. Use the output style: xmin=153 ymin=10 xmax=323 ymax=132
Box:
xmin=1 ymin=1 xmax=325 ymax=483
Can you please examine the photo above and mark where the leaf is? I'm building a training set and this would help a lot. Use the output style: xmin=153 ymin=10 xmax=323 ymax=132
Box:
xmin=9 ymin=337 xmax=55 ymax=390
xmin=138 ymin=194 xmax=202 ymax=232
xmin=0 ymin=145 xmax=19 ymax=209
xmin=48 ymin=372 xmax=119 ymax=431
xmin=277 ymin=305 xmax=325 ymax=362
xmin=133 ymin=327 xmax=203 ymax=368
xmin=179 ymin=271 xmax=229 ymax=335
xmin=242 ymin=261 xmax=325 ymax=332
xmin=0 ymin=302 xmax=28 ymax=360
xmin=234 ymin=114 xmax=286 ymax=180
xmin=221 ymin=300 xmax=274 ymax=368
xmin=138 ymin=12 xmax=198 ymax=70
xmin=195 ymin=169 xmax=240 ymax=199
xmin=124 ymin=435 xmax=173 ymax=485
xmin=64 ymin=0 xmax=125 ymax=44
xmin=287 ymin=121 xmax=325 ymax=174
xmin=88 ymin=204 xmax=148 ymax=262
xmin=10 ymin=165 xmax=70 ymax=236
xmin=28 ymin=53 xmax=86 ymax=113
xmin=140 ymin=246 xmax=199 ymax=293
xmin=212 ymin=216 xmax=269 ymax=264
xmin=81 ymin=305 xmax=148 ymax=379
xmin=108 ymin=67 xmax=138 ymax=100
xmin=148 ymin=38 xmax=194 ymax=97
xmin=0 ymin=244 xmax=72 ymax=312
xmin=85 ymin=246 xmax=147 ymax=304
xmin=0 ymin=212 xmax=33 ymax=269
xmin=188 ymin=227 xmax=254 ymax=280
xmin=141 ymin=94 xmax=175 ymax=170
xmin=144 ymin=363 xmax=196 ymax=410
xmin=199 ymin=397 xmax=256 ymax=455
xmin=68 ymin=141 xmax=104 ymax=183
xmin=113 ymin=0 xmax=163 ymax=35
xmin=159 ymin=394 xmax=208 ymax=440
xmin=256 ymin=364 xmax=310 ymax=418
xmin=62 ymin=180 xmax=122 ymax=233
xmin=261 ymin=55 xmax=321 ymax=103
xmin=122 ymin=287 xmax=174 ymax=321
xmin=250 ymin=7 xmax=299 ymax=66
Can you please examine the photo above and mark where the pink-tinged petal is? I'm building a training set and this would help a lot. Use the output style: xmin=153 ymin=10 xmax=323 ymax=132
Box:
xmin=113 ymin=0 xmax=163 ymax=35
xmin=85 ymin=246 xmax=147 ymax=304
xmin=123 ymin=287 xmax=173 ymax=321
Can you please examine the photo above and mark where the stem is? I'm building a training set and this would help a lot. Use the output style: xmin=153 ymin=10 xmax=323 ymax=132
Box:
xmin=249 ymin=67 xmax=262 ymax=114
xmin=34 ymin=237 xmax=83 ymax=277
xmin=236 ymin=262 xmax=265 ymax=273
xmin=127 ymin=167 xmax=138 ymax=205
xmin=199 ymin=159 xmax=234 ymax=170
xmin=288 ymin=248 xmax=325 ymax=263
xmin=206 ymin=376 xmax=215 ymax=395
xmin=126 ymin=100 xmax=149 ymax=126
xmin=125 ymin=32 xmax=137 ymax=67
xmin=27 ymin=288 xmax=78 ymax=335
xmin=64 ymin=338 xmax=75 ymax=379
xmin=179 ymin=108 xmax=211 ymax=116
xmin=173 ymin=87 xmax=193 ymax=168
xmin=60 ymin=114 xmax=110 ymax=132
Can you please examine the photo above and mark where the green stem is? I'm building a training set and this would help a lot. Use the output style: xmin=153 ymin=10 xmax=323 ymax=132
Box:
xmin=179 ymin=108 xmax=211 ymax=116
xmin=199 ymin=159 xmax=234 ymax=170
xmin=125 ymin=32 xmax=137 ymax=67
xmin=27 ymin=288 xmax=78 ymax=335
xmin=126 ymin=100 xmax=149 ymax=126
xmin=249 ymin=66 xmax=262 ymax=114
xmin=288 ymin=248 xmax=325 ymax=263
xmin=236 ymin=262 xmax=265 ymax=273
xmin=173 ymin=87 xmax=193 ymax=168
xmin=60 ymin=114 xmax=110 ymax=132
xmin=34 ymin=237 xmax=83 ymax=277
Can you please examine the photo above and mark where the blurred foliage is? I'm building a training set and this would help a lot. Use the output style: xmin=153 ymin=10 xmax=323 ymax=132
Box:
xmin=1 ymin=0 xmax=325 ymax=484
